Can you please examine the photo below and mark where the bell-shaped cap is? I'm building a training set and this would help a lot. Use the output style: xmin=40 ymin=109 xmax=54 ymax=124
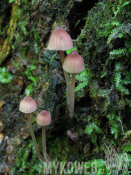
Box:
xmin=63 ymin=51 xmax=84 ymax=74
xmin=47 ymin=27 xmax=73 ymax=51
xmin=19 ymin=96 xmax=37 ymax=113
xmin=37 ymin=110 xmax=51 ymax=126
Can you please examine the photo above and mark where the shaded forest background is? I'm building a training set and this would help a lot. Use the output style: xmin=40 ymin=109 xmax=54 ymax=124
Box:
xmin=0 ymin=0 xmax=131 ymax=174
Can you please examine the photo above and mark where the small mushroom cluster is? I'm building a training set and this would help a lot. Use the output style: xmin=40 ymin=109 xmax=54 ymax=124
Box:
xmin=47 ymin=27 xmax=84 ymax=118
xmin=18 ymin=27 xmax=84 ymax=162
xmin=19 ymin=96 xmax=52 ymax=163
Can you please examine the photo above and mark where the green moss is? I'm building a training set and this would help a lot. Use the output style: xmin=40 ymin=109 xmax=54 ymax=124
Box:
xmin=73 ymin=0 xmax=131 ymax=142
xmin=0 ymin=67 xmax=13 ymax=84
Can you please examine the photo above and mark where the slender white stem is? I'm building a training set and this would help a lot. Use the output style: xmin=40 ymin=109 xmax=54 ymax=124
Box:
xmin=42 ymin=126 xmax=52 ymax=162
xmin=59 ymin=50 xmax=65 ymax=65
xmin=42 ymin=126 xmax=46 ymax=155
xmin=27 ymin=113 xmax=46 ymax=162
xmin=69 ymin=73 xmax=75 ymax=118
xmin=59 ymin=51 xmax=71 ymax=111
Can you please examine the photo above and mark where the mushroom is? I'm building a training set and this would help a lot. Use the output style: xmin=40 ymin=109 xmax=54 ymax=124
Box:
xmin=47 ymin=27 xmax=73 ymax=110
xmin=19 ymin=96 xmax=45 ymax=162
xmin=37 ymin=110 xmax=52 ymax=162
xmin=63 ymin=51 xmax=84 ymax=118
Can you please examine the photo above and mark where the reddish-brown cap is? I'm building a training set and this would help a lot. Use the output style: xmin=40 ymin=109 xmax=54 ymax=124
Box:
xmin=63 ymin=51 xmax=84 ymax=74
xmin=47 ymin=27 xmax=73 ymax=51
xmin=37 ymin=110 xmax=51 ymax=126
xmin=19 ymin=96 xmax=37 ymax=113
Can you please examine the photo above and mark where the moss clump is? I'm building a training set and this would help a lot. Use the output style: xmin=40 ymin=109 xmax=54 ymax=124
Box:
xmin=74 ymin=0 xmax=131 ymax=140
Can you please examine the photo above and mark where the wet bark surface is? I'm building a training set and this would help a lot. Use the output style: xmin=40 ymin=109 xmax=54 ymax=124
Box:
xmin=0 ymin=0 xmax=98 ymax=174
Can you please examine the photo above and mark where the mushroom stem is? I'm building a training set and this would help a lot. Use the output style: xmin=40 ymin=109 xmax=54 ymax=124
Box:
xmin=59 ymin=50 xmax=65 ymax=65
xmin=42 ymin=126 xmax=52 ymax=162
xmin=27 ymin=113 xmax=46 ymax=163
xmin=42 ymin=126 xmax=46 ymax=155
xmin=69 ymin=73 xmax=75 ymax=118
xmin=59 ymin=50 xmax=71 ymax=110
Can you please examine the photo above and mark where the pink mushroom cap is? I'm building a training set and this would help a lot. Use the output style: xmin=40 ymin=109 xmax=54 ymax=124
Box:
xmin=47 ymin=27 xmax=73 ymax=51
xmin=63 ymin=51 xmax=84 ymax=74
xmin=37 ymin=110 xmax=51 ymax=126
xmin=19 ymin=96 xmax=37 ymax=113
